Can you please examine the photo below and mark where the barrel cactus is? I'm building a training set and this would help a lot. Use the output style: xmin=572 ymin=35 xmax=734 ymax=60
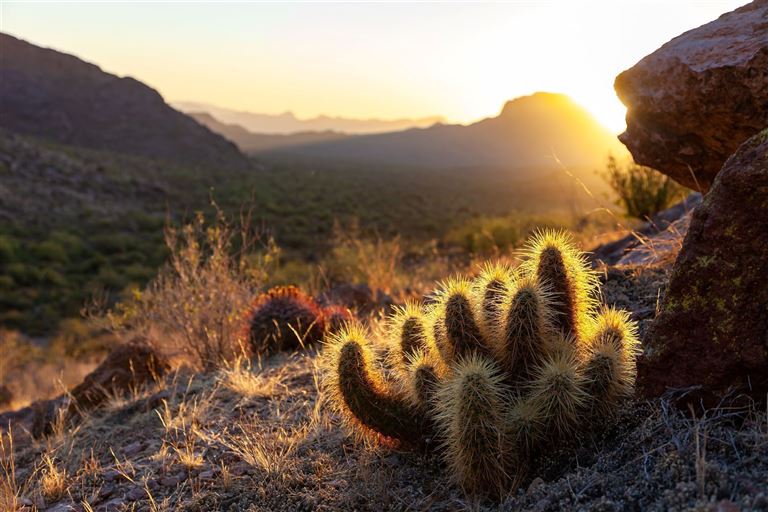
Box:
xmin=245 ymin=286 xmax=352 ymax=356
xmin=322 ymin=230 xmax=639 ymax=496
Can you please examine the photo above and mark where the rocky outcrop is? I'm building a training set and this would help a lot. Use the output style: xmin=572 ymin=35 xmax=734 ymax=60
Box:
xmin=69 ymin=342 xmax=170 ymax=411
xmin=639 ymin=130 xmax=768 ymax=407
xmin=0 ymin=33 xmax=249 ymax=169
xmin=0 ymin=341 xmax=169 ymax=439
xmin=590 ymin=193 xmax=702 ymax=266
xmin=615 ymin=1 xmax=768 ymax=192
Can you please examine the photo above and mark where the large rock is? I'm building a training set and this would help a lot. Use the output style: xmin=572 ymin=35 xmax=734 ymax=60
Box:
xmin=639 ymin=129 xmax=768 ymax=407
xmin=615 ymin=1 xmax=768 ymax=192
xmin=70 ymin=342 xmax=170 ymax=411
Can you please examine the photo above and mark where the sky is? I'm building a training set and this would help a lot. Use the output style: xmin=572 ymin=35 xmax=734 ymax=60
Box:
xmin=1 ymin=0 xmax=748 ymax=133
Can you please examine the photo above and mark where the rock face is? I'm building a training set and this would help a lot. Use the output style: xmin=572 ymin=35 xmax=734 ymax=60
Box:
xmin=615 ymin=1 xmax=768 ymax=192
xmin=639 ymin=130 xmax=768 ymax=407
xmin=0 ymin=33 xmax=249 ymax=169
xmin=70 ymin=342 xmax=170 ymax=411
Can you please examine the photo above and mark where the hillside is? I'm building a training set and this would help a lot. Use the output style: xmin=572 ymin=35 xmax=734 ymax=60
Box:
xmin=0 ymin=33 xmax=249 ymax=169
xmin=175 ymin=101 xmax=445 ymax=135
xmin=189 ymin=113 xmax=352 ymax=153
xmin=256 ymin=92 xmax=627 ymax=170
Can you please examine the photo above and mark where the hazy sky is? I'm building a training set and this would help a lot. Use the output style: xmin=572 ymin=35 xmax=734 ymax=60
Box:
xmin=1 ymin=1 xmax=747 ymax=132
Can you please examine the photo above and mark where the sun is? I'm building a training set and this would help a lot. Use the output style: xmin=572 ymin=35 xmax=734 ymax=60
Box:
xmin=576 ymin=92 xmax=628 ymax=135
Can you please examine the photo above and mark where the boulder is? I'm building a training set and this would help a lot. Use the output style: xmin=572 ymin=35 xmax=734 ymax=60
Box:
xmin=615 ymin=0 xmax=768 ymax=192
xmin=69 ymin=341 xmax=170 ymax=412
xmin=639 ymin=129 xmax=768 ymax=407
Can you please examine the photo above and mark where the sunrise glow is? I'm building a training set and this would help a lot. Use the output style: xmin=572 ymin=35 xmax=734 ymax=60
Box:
xmin=0 ymin=1 xmax=748 ymax=132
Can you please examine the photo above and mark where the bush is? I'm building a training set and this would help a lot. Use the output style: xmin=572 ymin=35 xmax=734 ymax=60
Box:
xmin=602 ymin=155 xmax=686 ymax=220
xmin=106 ymin=210 xmax=261 ymax=370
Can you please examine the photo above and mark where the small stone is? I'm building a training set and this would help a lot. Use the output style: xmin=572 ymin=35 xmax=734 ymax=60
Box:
xmin=526 ymin=477 xmax=544 ymax=494
xmin=126 ymin=486 xmax=146 ymax=501
xmin=198 ymin=470 xmax=216 ymax=480
xmin=46 ymin=504 xmax=76 ymax=512
xmin=714 ymin=500 xmax=740 ymax=512
xmin=101 ymin=469 xmax=121 ymax=482
xmin=122 ymin=441 xmax=143 ymax=457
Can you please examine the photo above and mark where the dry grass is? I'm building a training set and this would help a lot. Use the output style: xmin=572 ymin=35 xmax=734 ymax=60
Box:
xmin=106 ymin=210 xmax=260 ymax=370
xmin=1 ymin=432 xmax=23 ymax=511
xmin=39 ymin=453 xmax=68 ymax=502
xmin=221 ymin=421 xmax=298 ymax=476
xmin=2 ymin=351 xmax=765 ymax=511
xmin=218 ymin=357 xmax=286 ymax=398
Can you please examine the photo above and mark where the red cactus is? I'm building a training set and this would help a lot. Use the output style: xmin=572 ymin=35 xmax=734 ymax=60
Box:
xmin=245 ymin=286 xmax=325 ymax=355
xmin=321 ymin=305 xmax=354 ymax=335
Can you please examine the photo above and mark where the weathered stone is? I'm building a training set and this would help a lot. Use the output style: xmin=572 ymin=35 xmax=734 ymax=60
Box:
xmin=69 ymin=341 xmax=169 ymax=412
xmin=639 ymin=130 xmax=768 ymax=407
xmin=615 ymin=1 xmax=768 ymax=192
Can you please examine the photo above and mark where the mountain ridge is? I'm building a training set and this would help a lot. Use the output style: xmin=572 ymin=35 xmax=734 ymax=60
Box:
xmin=253 ymin=92 xmax=626 ymax=170
xmin=189 ymin=112 xmax=354 ymax=153
xmin=0 ymin=33 xmax=249 ymax=170
xmin=174 ymin=101 xmax=445 ymax=135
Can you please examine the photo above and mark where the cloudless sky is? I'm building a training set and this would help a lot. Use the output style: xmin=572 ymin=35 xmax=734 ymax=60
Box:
xmin=1 ymin=1 xmax=747 ymax=132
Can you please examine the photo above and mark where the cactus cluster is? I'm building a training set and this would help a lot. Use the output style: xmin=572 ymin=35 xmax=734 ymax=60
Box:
xmin=245 ymin=286 xmax=352 ymax=356
xmin=323 ymin=230 xmax=639 ymax=496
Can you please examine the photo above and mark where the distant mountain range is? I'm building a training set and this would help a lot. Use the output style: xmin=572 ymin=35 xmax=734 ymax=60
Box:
xmin=189 ymin=113 xmax=352 ymax=153
xmin=0 ymin=33 xmax=249 ymax=169
xmin=248 ymin=92 xmax=626 ymax=170
xmin=0 ymin=33 xmax=623 ymax=176
xmin=174 ymin=101 xmax=445 ymax=135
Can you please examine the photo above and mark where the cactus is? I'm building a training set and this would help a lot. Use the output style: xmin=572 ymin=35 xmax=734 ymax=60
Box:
xmin=322 ymin=229 xmax=640 ymax=496
xmin=244 ymin=286 xmax=325 ymax=356
xmin=321 ymin=304 xmax=354 ymax=335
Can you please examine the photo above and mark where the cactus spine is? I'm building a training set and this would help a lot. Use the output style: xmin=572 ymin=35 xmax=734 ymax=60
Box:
xmin=322 ymin=229 xmax=640 ymax=496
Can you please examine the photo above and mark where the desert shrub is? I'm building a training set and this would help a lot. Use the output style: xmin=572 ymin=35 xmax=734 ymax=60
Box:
xmin=107 ymin=211 xmax=261 ymax=370
xmin=603 ymin=155 xmax=686 ymax=220
xmin=322 ymin=221 xmax=403 ymax=294
xmin=32 ymin=240 xmax=68 ymax=263
xmin=443 ymin=214 xmax=566 ymax=256
xmin=323 ymin=230 xmax=639 ymax=497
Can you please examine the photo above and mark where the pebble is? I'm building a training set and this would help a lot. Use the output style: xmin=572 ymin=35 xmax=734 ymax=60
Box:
xmin=122 ymin=441 xmax=144 ymax=457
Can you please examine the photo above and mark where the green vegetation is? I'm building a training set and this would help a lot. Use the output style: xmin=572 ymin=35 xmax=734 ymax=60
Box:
xmin=322 ymin=231 xmax=640 ymax=496
xmin=0 ymin=225 xmax=165 ymax=335
xmin=602 ymin=155 xmax=687 ymax=220
xmin=1 ymin=132 xmax=618 ymax=338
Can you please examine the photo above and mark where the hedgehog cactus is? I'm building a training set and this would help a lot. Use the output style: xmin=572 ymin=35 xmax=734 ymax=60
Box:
xmin=245 ymin=286 xmax=352 ymax=356
xmin=322 ymin=230 xmax=640 ymax=496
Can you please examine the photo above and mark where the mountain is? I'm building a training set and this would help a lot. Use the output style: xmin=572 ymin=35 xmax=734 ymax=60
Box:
xmin=189 ymin=112 xmax=352 ymax=153
xmin=174 ymin=101 xmax=445 ymax=135
xmin=0 ymin=33 xmax=249 ymax=169
xmin=257 ymin=92 xmax=626 ymax=170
